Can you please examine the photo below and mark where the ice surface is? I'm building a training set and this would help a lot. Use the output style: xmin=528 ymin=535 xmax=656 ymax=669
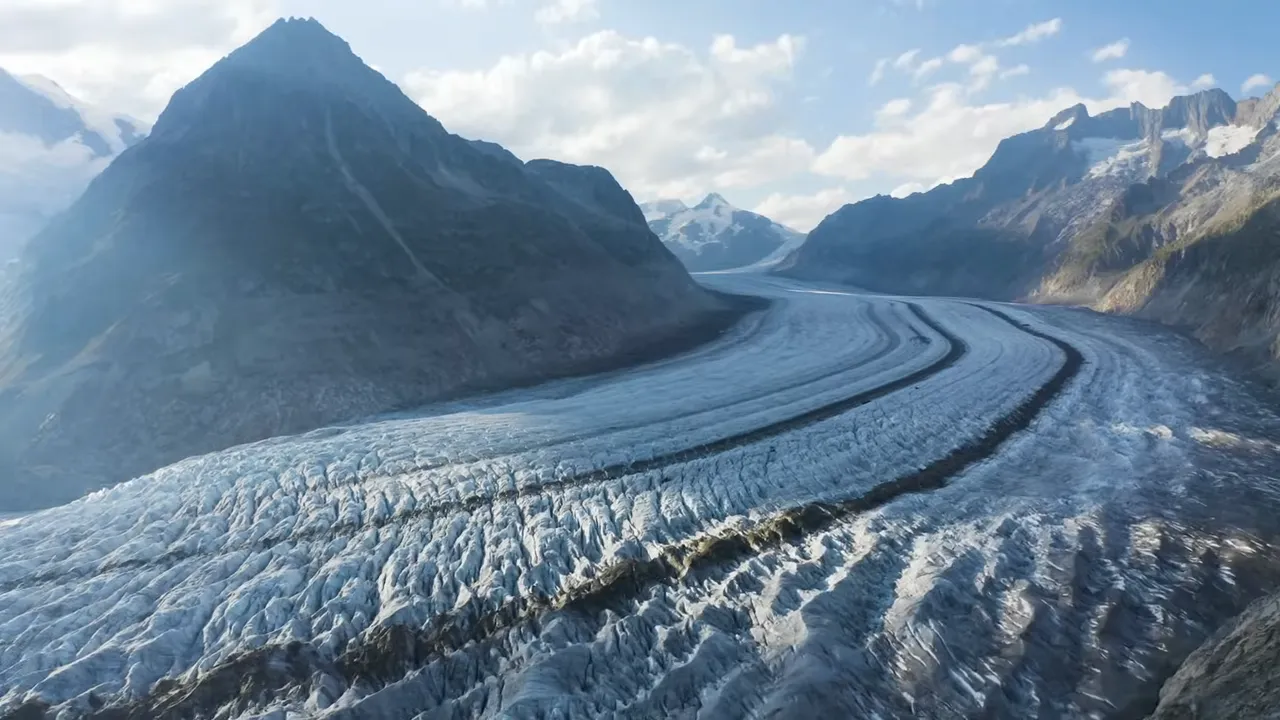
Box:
xmin=1073 ymin=136 xmax=1151 ymax=179
xmin=3 ymin=275 xmax=1280 ymax=719
xmin=1204 ymin=123 xmax=1260 ymax=158
xmin=1161 ymin=126 xmax=1199 ymax=145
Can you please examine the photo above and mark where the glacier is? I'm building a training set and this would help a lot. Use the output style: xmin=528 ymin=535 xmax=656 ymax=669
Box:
xmin=2 ymin=274 xmax=1280 ymax=718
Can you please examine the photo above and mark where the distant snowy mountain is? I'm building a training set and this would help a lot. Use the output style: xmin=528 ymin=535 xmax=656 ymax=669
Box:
xmin=642 ymin=193 xmax=804 ymax=271
xmin=0 ymin=69 xmax=147 ymax=261
xmin=641 ymin=198 xmax=689 ymax=223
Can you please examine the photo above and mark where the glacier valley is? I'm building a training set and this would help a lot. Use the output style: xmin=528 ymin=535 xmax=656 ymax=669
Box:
xmin=2 ymin=273 xmax=1280 ymax=719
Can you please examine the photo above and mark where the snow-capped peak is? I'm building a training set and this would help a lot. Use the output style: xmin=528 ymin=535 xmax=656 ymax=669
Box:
xmin=11 ymin=72 xmax=148 ymax=155
xmin=0 ymin=67 xmax=150 ymax=261
xmin=644 ymin=192 xmax=804 ymax=272
xmin=640 ymin=198 xmax=689 ymax=223
xmin=695 ymin=192 xmax=730 ymax=210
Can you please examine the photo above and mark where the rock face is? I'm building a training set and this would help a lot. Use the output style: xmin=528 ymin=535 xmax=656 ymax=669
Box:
xmin=779 ymin=86 xmax=1280 ymax=381
xmin=642 ymin=193 xmax=804 ymax=271
xmin=0 ymin=69 xmax=147 ymax=261
xmin=1149 ymin=591 xmax=1280 ymax=719
xmin=0 ymin=17 xmax=731 ymax=511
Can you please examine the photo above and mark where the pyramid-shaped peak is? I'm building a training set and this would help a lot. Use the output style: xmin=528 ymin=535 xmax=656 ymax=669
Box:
xmin=149 ymin=15 xmax=439 ymax=139
xmin=224 ymin=17 xmax=358 ymax=74
xmin=251 ymin=17 xmax=346 ymax=48
xmin=696 ymin=192 xmax=731 ymax=210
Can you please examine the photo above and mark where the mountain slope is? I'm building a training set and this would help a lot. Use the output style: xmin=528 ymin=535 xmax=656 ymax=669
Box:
xmin=643 ymin=193 xmax=804 ymax=271
xmin=0 ymin=69 xmax=147 ymax=261
xmin=779 ymin=85 xmax=1280 ymax=381
xmin=0 ymin=17 xmax=735 ymax=511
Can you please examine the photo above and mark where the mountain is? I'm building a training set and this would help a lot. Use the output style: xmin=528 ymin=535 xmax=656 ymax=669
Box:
xmin=642 ymin=193 xmax=805 ymax=271
xmin=0 ymin=69 xmax=147 ymax=261
xmin=0 ymin=17 xmax=736 ymax=511
xmin=779 ymin=85 xmax=1280 ymax=382
xmin=1151 ymin=591 xmax=1280 ymax=718
xmin=641 ymin=198 xmax=690 ymax=222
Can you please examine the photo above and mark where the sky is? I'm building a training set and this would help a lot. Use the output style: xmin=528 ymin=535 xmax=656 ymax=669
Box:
xmin=1 ymin=0 xmax=1277 ymax=231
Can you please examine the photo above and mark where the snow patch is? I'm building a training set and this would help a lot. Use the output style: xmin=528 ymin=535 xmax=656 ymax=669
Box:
xmin=1205 ymin=124 xmax=1259 ymax=158
xmin=1160 ymin=127 xmax=1199 ymax=146
xmin=1073 ymin=137 xmax=1151 ymax=179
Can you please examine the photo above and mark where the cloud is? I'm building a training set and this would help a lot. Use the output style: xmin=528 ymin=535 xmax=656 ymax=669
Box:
xmin=1090 ymin=38 xmax=1129 ymax=63
xmin=0 ymin=0 xmax=275 ymax=119
xmin=939 ymin=42 xmax=1004 ymax=91
xmin=912 ymin=56 xmax=943 ymax=80
xmin=875 ymin=98 xmax=913 ymax=126
xmin=1242 ymin=73 xmax=1273 ymax=95
xmin=534 ymin=0 xmax=598 ymax=25
xmin=878 ymin=19 xmax=1060 ymax=94
xmin=812 ymin=68 xmax=1190 ymax=186
xmin=1000 ymin=64 xmax=1030 ymax=79
xmin=893 ymin=48 xmax=921 ymax=69
xmin=947 ymin=44 xmax=983 ymax=64
xmin=967 ymin=56 xmax=1000 ymax=91
xmin=996 ymin=18 xmax=1062 ymax=47
xmin=868 ymin=57 xmax=888 ymax=86
xmin=753 ymin=186 xmax=861 ymax=232
xmin=1102 ymin=68 xmax=1187 ymax=107
xmin=0 ymin=132 xmax=110 ymax=217
xmin=405 ymin=30 xmax=812 ymax=200
xmin=890 ymin=181 xmax=931 ymax=197
xmin=1189 ymin=73 xmax=1215 ymax=90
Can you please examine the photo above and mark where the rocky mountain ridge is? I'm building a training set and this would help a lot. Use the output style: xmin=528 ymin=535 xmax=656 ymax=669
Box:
xmin=642 ymin=193 xmax=805 ymax=271
xmin=779 ymin=83 xmax=1280 ymax=382
xmin=0 ymin=17 xmax=737 ymax=511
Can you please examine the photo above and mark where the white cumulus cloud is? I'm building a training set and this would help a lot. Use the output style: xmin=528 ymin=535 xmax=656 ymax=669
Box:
xmin=0 ymin=0 xmax=276 ymax=119
xmin=913 ymin=56 xmax=943 ymax=80
xmin=534 ymin=0 xmax=597 ymax=25
xmin=893 ymin=48 xmax=921 ymax=69
xmin=1242 ymin=73 xmax=1273 ymax=95
xmin=996 ymin=18 xmax=1062 ymax=47
xmin=1090 ymin=38 xmax=1129 ymax=63
xmin=753 ymin=186 xmax=861 ymax=232
xmin=868 ymin=57 xmax=888 ymax=86
xmin=1190 ymin=73 xmax=1216 ymax=90
xmin=1000 ymin=64 xmax=1030 ymax=79
xmin=404 ymin=30 xmax=813 ymax=201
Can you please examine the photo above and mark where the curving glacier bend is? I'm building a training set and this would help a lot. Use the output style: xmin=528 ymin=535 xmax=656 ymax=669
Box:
xmin=3 ymin=275 xmax=1280 ymax=719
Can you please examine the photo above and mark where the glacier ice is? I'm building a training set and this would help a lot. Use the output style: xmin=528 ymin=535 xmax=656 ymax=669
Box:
xmin=3 ymin=275 xmax=1280 ymax=719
